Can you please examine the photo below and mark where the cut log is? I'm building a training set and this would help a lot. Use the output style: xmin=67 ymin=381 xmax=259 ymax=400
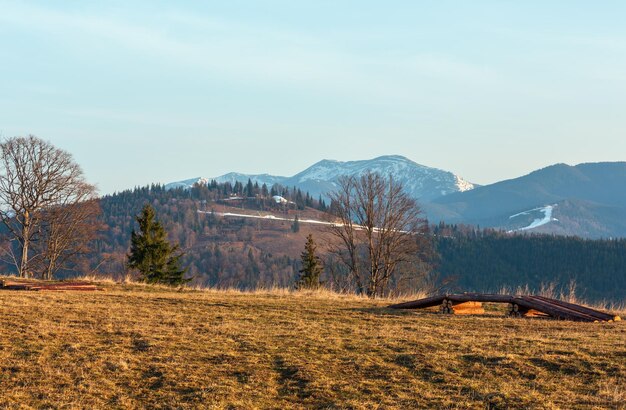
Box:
xmin=523 ymin=309 xmax=551 ymax=318
xmin=451 ymin=302 xmax=485 ymax=315
xmin=388 ymin=295 xmax=446 ymax=310
xmin=31 ymin=286 xmax=99 ymax=291
xmin=507 ymin=303 xmax=522 ymax=318
xmin=388 ymin=293 xmax=620 ymax=322
xmin=440 ymin=299 xmax=452 ymax=314
xmin=447 ymin=294 xmax=515 ymax=304
xmin=1 ymin=279 xmax=101 ymax=292
xmin=514 ymin=297 xmax=600 ymax=322
xmin=529 ymin=296 xmax=620 ymax=322
xmin=452 ymin=308 xmax=485 ymax=315
xmin=452 ymin=301 xmax=481 ymax=308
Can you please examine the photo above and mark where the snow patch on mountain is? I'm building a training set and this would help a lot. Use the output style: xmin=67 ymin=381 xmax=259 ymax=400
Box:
xmin=455 ymin=175 xmax=475 ymax=192
xmin=509 ymin=204 xmax=558 ymax=232
xmin=164 ymin=177 xmax=209 ymax=190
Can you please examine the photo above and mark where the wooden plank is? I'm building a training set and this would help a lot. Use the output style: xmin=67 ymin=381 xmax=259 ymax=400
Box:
xmin=1 ymin=281 xmax=36 ymax=288
xmin=389 ymin=294 xmax=513 ymax=309
xmin=521 ymin=296 xmax=605 ymax=322
xmin=2 ymin=285 xmax=34 ymax=290
xmin=514 ymin=297 xmax=600 ymax=322
xmin=37 ymin=288 xmax=99 ymax=292
xmin=529 ymin=296 xmax=619 ymax=322
xmin=447 ymin=294 xmax=515 ymax=304
xmin=1 ymin=279 xmax=100 ymax=292
xmin=388 ymin=293 xmax=621 ymax=322
xmin=388 ymin=295 xmax=446 ymax=310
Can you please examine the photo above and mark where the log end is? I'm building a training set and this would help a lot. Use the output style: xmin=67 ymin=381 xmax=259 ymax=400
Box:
xmin=452 ymin=302 xmax=485 ymax=315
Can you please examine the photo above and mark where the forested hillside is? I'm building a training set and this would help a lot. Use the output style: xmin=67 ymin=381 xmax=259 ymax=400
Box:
xmin=432 ymin=224 xmax=626 ymax=302
xmin=93 ymin=182 xmax=328 ymax=288
xmin=5 ymin=183 xmax=623 ymax=302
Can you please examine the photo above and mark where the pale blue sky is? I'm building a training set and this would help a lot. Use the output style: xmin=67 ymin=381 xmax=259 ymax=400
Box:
xmin=1 ymin=1 xmax=625 ymax=194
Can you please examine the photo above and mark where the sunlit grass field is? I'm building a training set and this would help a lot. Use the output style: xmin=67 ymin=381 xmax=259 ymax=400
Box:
xmin=0 ymin=281 xmax=624 ymax=409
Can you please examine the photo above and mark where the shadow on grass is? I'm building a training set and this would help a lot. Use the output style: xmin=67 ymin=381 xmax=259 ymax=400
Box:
xmin=393 ymin=354 xmax=446 ymax=383
xmin=272 ymin=356 xmax=311 ymax=399
xmin=349 ymin=307 xmax=437 ymax=317
xmin=272 ymin=356 xmax=338 ymax=408
xmin=142 ymin=365 xmax=165 ymax=390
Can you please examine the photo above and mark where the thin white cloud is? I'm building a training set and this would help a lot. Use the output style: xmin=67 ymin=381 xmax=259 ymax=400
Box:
xmin=0 ymin=1 xmax=507 ymax=104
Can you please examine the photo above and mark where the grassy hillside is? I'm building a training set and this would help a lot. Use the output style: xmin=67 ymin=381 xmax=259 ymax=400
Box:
xmin=1 ymin=282 xmax=624 ymax=409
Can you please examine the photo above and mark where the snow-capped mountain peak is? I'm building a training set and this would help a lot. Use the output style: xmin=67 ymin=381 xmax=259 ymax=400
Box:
xmin=164 ymin=177 xmax=209 ymax=190
xmin=285 ymin=155 xmax=475 ymax=201
xmin=166 ymin=155 xmax=476 ymax=201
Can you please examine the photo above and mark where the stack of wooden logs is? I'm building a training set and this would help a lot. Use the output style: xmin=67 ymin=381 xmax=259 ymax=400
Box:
xmin=389 ymin=293 xmax=621 ymax=323
xmin=0 ymin=279 xmax=101 ymax=292
xmin=440 ymin=300 xmax=485 ymax=315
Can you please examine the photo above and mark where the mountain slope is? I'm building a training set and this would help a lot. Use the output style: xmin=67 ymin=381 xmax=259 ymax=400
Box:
xmin=281 ymin=155 xmax=475 ymax=201
xmin=166 ymin=155 xmax=475 ymax=201
xmin=426 ymin=162 xmax=626 ymax=237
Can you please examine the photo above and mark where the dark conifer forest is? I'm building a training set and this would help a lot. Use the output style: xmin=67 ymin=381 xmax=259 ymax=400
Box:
xmin=432 ymin=224 xmax=626 ymax=302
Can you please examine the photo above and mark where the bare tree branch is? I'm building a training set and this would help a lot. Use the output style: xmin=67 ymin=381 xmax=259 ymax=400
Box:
xmin=325 ymin=172 xmax=432 ymax=297
xmin=0 ymin=135 xmax=100 ymax=279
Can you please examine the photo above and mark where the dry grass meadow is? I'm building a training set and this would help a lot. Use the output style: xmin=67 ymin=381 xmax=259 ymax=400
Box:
xmin=0 ymin=280 xmax=624 ymax=409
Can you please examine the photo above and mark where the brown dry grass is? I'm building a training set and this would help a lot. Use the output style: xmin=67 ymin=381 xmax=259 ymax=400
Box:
xmin=0 ymin=280 xmax=624 ymax=409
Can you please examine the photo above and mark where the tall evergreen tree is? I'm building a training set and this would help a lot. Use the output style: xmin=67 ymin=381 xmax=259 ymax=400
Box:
xmin=291 ymin=214 xmax=300 ymax=233
xmin=127 ymin=204 xmax=189 ymax=285
xmin=246 ymin=178 xmax=254 ymax=197
xmin=297 ymin=234 xmax=323 ymax=289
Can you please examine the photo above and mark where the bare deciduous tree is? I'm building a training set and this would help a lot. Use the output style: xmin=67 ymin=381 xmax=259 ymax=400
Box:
xmin=37 ymin=195 xmax=101 ymax=280
xmin=0 ymin=135 xmax=99 ymax=278
xmin=326 ymin=172 xmax=431 ymax=297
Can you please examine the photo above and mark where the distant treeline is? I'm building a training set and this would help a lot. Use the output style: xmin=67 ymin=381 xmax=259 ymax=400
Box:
xmin=181 ymin=179 xmax=328 ymax=211
xmin=432 ymin=223 xmax=626 ymax=302
xmin=3 ymin=183 xmax=624 ymax=302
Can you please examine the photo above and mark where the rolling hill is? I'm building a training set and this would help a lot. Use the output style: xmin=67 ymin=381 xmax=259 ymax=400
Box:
xmin=426 ymin=162 xmax=626 ymax=238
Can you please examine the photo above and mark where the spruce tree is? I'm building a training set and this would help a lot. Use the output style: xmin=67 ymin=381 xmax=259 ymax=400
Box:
xmin=128 ymin=204 xmax=189 ymax=285
xmin=291 ymin=215 xmax=300 ymax=233
xmin=297 ymin=234 xmax=323 ymax=289
xmin=246 ymin=179 xmax=254 ymax=197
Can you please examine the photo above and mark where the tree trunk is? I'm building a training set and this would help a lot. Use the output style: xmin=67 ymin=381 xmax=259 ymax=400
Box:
xmin=20 ymin=212 xmax=30 ymax=278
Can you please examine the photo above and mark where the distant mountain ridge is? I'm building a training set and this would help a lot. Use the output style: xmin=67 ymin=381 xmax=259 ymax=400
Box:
xmin=426 ymin=162 xmax=626 ymax=238
xmin=165 ymin=155 xmax=476 ymax=201
xmin=282 ymin=155 xmax=475 ymax=201
xmin=165 ymin=158 xmax=626 ymax=238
